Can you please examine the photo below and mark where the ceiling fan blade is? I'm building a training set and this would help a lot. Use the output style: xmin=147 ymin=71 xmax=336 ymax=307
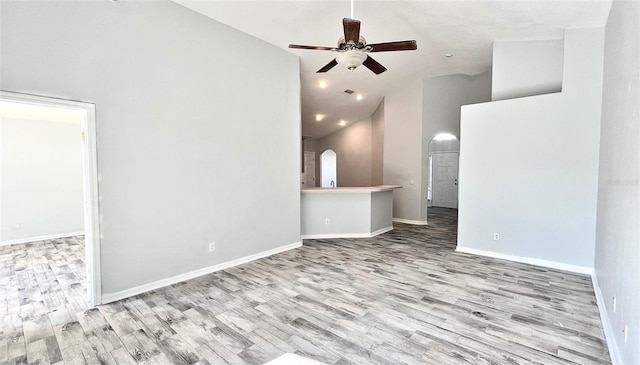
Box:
xmin=343 ymin=18 xmax=361 ymax=43
xmin=289 ymin=44 xmax=335 ymax=51
xmin=362 ymin=56 xmax=387 ymax=75
xmin=368 ymin=40 xmax=418 ymax=52
xmin=317 ymin=59 xmax=338 ymax=73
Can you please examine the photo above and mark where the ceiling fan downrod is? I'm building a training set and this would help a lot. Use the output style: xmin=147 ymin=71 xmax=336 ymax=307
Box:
xmin=350 ymin=0 xmax=354 ymax=19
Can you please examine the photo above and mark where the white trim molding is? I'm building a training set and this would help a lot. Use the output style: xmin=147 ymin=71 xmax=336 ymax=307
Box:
xmin=392 ymin=218 xmax=429 ymax=226
xmin=455 ymin=246 xmax=593 ymax=275
xmin=102 ymin=242 xmax=302 ymax=304
xmin=301 ymin=226 xmax=393 ymax=240
xmin=0 ymin=231 xmax=85 ymax=247
xmin=592 ymin=274 xmax=622 ymax=365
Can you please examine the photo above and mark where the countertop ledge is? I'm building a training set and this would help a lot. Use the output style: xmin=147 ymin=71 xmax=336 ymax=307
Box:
xmin=301 ymin=185 xmax=402 ymax=193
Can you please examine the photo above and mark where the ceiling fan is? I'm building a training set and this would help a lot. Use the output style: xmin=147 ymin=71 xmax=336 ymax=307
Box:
xmin=289 ymin=17 xmax=417 ymax=75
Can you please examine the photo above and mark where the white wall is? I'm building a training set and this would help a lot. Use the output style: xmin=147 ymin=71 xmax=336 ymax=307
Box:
xmin=458 ymin=28 xmax=604 ymax=270
xmin=1 ymin=116 xmax=84 ymax=243
xmin=429 ymin=138 xmax=460 ymax=153
xmin=423 ymin=72 xmax=492 ymax=142
xmin=316 ymin=118 xmax=373 ymax=187
xmin=371 ymin=100 xmax=385 ymax=186
xmin=492 ymin=40 xmax=564 ymax=101
xmin=0 ymin=1 xmax=301 ymax=298
xmin=383 ymin=78 xmax=425 ymax=222
xmin=303 ymin=138 xmax=317 ymax=153
xmin=594 ymin=0 xmax=640 ymax=363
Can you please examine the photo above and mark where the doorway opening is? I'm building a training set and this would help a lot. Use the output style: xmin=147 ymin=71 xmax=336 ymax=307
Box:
xmin=0 ymin=91 xmax=101 ymax=306
xmin=302 ymin=151 xmax=316 ymax=187
xmin=428 ymin=133 xmax=459 ymax=209
xmin=320 ymin=149 xmax=337 ymax=188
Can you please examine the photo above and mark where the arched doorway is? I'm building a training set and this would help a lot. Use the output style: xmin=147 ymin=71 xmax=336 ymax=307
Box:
xmin=320 ymin=149 xmax=337 ymax=188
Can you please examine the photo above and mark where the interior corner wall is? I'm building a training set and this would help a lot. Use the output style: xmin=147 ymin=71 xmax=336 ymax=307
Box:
xmin=423 ymin=72 xmax=492 ymax=142
xmin=315 ymin=117 xmax=373 ymax=187
xmin=371 ymin=100 xmax=384 ymax=186
xmin=594 ymin=0 xmax=640 ymax=363
xmin=492 ymin=40 xmax=564 ymax=101
xmin=1 ymin=117 xmax=84 ymax=243
xmin=458 ymin=28 xmax=604 ymax=270
xmin=383 ymin=78 xmax=425 ymax=222
xmin=0 ymin=1 xmax=301 ymax=297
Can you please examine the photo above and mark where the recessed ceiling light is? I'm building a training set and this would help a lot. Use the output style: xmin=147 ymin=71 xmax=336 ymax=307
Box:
xmin=356 ymin=94 xmax=363 ymax=101
xmin=338 ymin=120 xmax=347 ymax=127
xmin=315 ymin=114 xmax=325 ymax=121
xmin=444 ymin=53 xmax=453 ymax=58
xmin=319 ymin=80 xmax=328 ymax=88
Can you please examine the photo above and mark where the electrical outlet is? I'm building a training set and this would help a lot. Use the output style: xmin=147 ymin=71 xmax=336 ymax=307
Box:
xmin=208 ymin=242 xmax=216 ymax=252
xmin=325 ymin=218 xmax=330 ymax=225
xmin=613 ymin=297 xmax=617 ymax=313
xmin=624 ymin=325 xmax=628 ymax=343
xmin=493 ymin=233 xmax=500 ymax=241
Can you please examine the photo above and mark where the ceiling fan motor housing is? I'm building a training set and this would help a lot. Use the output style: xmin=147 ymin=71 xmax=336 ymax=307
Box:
xmin=337 ymin=36 xmax=368 ymax=50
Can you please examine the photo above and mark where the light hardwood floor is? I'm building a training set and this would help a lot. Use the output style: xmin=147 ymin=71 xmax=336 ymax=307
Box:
xmin=0 ymin=208 xmax=610 ymax=364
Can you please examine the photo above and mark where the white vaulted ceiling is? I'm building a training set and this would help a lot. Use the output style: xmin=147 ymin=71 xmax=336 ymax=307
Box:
xmin=174 ymin=0 xmax=611 ymax=139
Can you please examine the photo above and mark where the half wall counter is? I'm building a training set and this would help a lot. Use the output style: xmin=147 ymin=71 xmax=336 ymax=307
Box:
xmin=301 ymin=185 xmax=401 ymax=239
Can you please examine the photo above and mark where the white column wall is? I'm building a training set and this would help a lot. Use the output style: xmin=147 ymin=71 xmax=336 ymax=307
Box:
xmin=458 ymin=28 xmax=605 ymax=270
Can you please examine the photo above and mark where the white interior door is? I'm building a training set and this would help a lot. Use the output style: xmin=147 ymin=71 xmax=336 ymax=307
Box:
xmin=432 ymin=152 xmax=459 ymax=208
xmin=302 ymin=151 xmax=315 ymax=187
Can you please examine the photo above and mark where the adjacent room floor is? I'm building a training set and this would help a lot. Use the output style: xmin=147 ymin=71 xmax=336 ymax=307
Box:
xmin=0 ymin=208 xmax=610 ymax=364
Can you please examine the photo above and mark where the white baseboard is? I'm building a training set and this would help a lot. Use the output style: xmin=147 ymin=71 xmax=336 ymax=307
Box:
xmin=101 ymin=241 xmax=302 ymax=304
xmin=0 ymin=231 xmax=84 ymax=247
xmin=455 ymin=246 xmax=593 ymax=275
xmin=392 ymin=218 xmax=429 ymax=226
xmin=301 ymin=226 xmax=393 ymax=240
xmin=592 ymin=274 xmax=622 ymax=365
xmin=371 ymin=226 xmax=394 ymax=237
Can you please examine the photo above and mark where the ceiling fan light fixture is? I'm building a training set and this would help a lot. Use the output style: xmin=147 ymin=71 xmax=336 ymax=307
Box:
xmin=336 ymin=50 xmax=367 ymax=71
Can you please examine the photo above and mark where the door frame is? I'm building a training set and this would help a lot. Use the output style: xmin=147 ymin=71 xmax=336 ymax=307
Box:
xmin=430 ymin=151 xmax=459 ymax=208
xmin=1 ymin=91 xmax=102 ymax=306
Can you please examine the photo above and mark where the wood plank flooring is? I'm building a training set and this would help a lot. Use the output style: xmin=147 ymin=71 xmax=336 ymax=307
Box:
xmin=0 ymin=208 xmax=610 ymax=364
